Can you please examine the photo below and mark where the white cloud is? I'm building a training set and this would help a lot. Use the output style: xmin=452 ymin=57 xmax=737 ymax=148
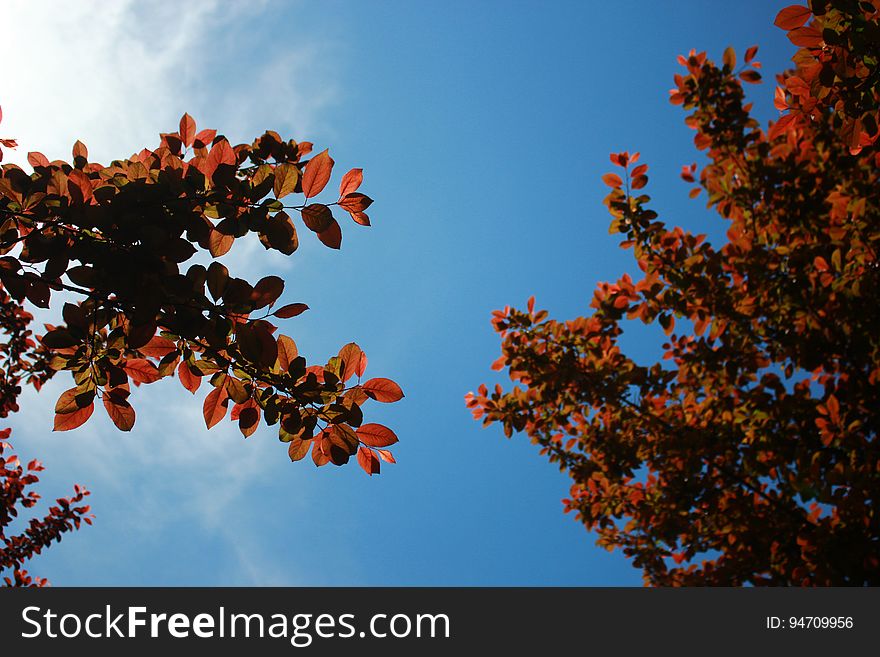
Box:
xmin=0 ymin=0 xmax=343 ymax=585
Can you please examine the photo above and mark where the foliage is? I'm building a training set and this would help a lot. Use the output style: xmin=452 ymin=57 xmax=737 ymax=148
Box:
xmin=467 ymin=1 xmax=880 ymax=585
xmin=0 ymin=112 xmax=403 ymax=477
xmin=0 ymin=280 xmax=91 ymax=586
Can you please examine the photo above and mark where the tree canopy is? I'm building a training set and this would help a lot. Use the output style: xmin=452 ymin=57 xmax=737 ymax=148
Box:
xmin=1 ymin=111 xmax=403 ymax=584
xmin=468 ymin=0 xmax=880 ymax=585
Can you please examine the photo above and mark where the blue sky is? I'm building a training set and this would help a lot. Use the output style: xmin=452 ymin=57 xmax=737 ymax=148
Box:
xmin=1 ymin=1 xmax=796 ymax=586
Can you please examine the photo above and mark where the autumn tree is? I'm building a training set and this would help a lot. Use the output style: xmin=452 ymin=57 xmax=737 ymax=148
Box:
xmin=0 ymin=109 xmax=403 ymax=584
xmin=467 ymin=0 xmax=880 ymax=585
xmin=1 ymin=277 xmax=91 ymax=587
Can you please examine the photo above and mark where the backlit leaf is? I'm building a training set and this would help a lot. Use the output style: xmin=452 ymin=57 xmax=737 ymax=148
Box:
xmin=774 ymin=5 xmax=812 ymax=30
xmin=53 ymin=403 xmax=94 ymax=431
xmin=203 ymin=386 xmax=229 ymax=429
xmin=362 ymin=378 xmax=404 ymax=403
xmin=338 ymin=168 xmax=363 ymax=197
xmin=301 ymin=149 xmax=334 ymax=198
xmin=273 ymin=303 xmax=309 ymax=318
xmin=273 ymin=162 xmax=299 ymax=199
xmin=356 ymin=423 xmax=399 ymax=447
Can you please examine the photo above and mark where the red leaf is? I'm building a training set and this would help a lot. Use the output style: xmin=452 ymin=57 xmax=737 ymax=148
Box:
xmin=140 ymin=336 xmax=177 ymax=359
xmin=768 ymin=113 xmax=797 ymax=140
xmin=362 ymin=378 xmax=404 ymax=403
xmin=208 ymin=229 xmax=234 ymax=257
xmin=122 ymin=359 xmax=161 ymax=384
xmin=67 ymin=169 xmax=93 ymax=203
xmin=103 ymin=395 xmax=135 ymax=431
xmin=178 ymin=361 xmax=201 ymax=394
xmin=288 ymin=437 xmax=312 ymax=461
xmin=27 ymin=152 xmax=50 ymax=168
xmin=338 ymin=193 xmax=373 ymax=213
xmin=337 ymin=342 xmax=363 ymax=383
xmin=376 ymin=449 xmax=396 ymax=464
xmin=739 ymin=70 xmax=762 ymax=84
xmin=774 ymin=5 xmax=812 ymax=30
xmin=53 ymin=403 xmax=94 ymax=431
xmin=744 ymin=45 xmax=758 ymax=63
xmin=317 ymin=219 xmax=342 ymax=249
xmin=273 ymin=303 xmax=309 ymax=319
xmin=205 ymin=139 xmax=236 ymax=178
xmin=355 ymin=351 xmax=368 ymax=378
xmin=338 ymin=168 xmax=363 ymax=197
xmin=72 ymin=140 xmax=88 ymax=161
xmin=203 ymin=386 xmax=229 ymax=429
xmin=302 ymin=203 xmax=334 ymax=233
xmin=351 ymin=211 xmax=371 ymax=226
xmin=250 ymin=275 xmax=285 ymax=309
xmin=357 ymin=446 xmax=381 ymax=476
xmin=602 ymin=173 xmax=623 ymax=188
xmin=55 ymin=387 xmax=94 ymax=414
xmin=356 ymin=423 xmax=399 ymax=447
xmin=277 ymin=335 xmax=299 ymax=371
xmin=193 ymin=128 xmax=216 ymax=148
xmin=301 ymin=149 xmax=334 ymax=198
xmin=312 ymin=435 xmax=331 ymax=466
xmin=238 ymin=406 xmax=260 ymax=438
xmin=179 ymin=113 xmax=196 ymax=148
xmin=787 ymin=26 xmax=823 ymax=48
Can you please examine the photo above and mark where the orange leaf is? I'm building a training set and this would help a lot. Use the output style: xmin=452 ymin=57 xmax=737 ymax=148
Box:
xmin=602 ymin=173 xmax=623 ymax=188
xmin=277 ymin=335 xmax=299 ymax=371
xmin=351 ymin=211 xmax=371 ymax=226
xmin=27 ymin=152 xmax=50 ymax=168
xmin=178 ymin=361 xmax=201 ymax=394
xmin=739 ymin=70 xmax=762 ymax=84
xmin=193 ymin=128 xmax=216 ymax=148
xmin=338 ymin=168 xmax=363 ymax=197
xmin=208 ymin=230 xmax=234 ymax=257
xmin=774 ymin=5 xmax=812 ymax=30
xmin=338 ymin=193 xmax=373 ymax=213
xmin=67 ymin=169 xmax=93 ymax=203
xmin=203 ymin=386 xmax=229 ymax=429
xmin=288 ymin=437 xmax=312 ymax=461
xmin=205 ymin=139 xmax=236 ymax=179
xmin=376 ymin=449 xmax=396 ymax=464
xmin=768 ymin=113 xmax=797 ymax=140
xmin=103 ymin=395 xmax=135 ymax=432
xmin=140 ymin=336 xmax=177 ymax=359
xmin=301 ymin=149 xmax=334 ymax=198
xmin=744 ymin=45 xmax=758 ymax=63
xmin=787 ymin=25 xmax=823 ymax=48
xmin=338 ymin=342 xmax=364 ymax=383
xmin=53 ymin=403 xmax=94 ymax=431
xmin=357 ymin=446 xmax=381 ymax=476
xmin=238 ymin=406 xmax=260 ymax=438
xmin=722 ymin=46 xmax=736 ymax=71
xmin=362 ymin=378 xmax=405 ymax=403
xmin=179 ymin=113 xmax=196 ymax=148
xmin=122 ymin=359 xmax=162 ymax=384
xmin=356 ymin=423 xmax=399 ymax=447
xmin=72 ymin=140 xmax=88 ymax=161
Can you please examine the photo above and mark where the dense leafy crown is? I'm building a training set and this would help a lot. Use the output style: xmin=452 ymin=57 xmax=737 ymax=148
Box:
xmin=0 ymin=113 xmax=402 ymax=475
xmin=468 ymin=0 xmax=879 ymax=585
